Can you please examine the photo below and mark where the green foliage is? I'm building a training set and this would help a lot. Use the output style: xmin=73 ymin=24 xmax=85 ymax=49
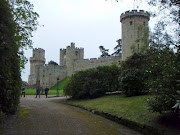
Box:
xmin=48 ymin=60 xmax=58 ymax=66
xmin=0 ymin=0 xmax=21 ymax=114
xmin=9 ymin=0 xmax=39 ymax=69
xmin=147 ymin=48 xmax=180 ymax=113
xmin=120 ymin=53 xmax=149 ymax=96
xmin=99 ymin=46 xmax=110 ymax=57
xmin=0 ymin=0 xmax=39 ymax=115
xmin=64 ymin=65 xmax=120 ymax=99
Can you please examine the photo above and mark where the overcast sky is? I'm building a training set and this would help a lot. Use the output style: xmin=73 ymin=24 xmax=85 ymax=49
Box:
xmin=22 ymin=0 xmax=154 ymax=81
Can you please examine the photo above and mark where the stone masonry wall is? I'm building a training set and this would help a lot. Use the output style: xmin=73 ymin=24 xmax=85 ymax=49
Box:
xmin=74 ymin=56 xmax=121 ymax=72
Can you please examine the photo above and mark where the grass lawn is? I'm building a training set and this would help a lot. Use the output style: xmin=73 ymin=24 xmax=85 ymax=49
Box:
xmin=24 ymin=89 xmax=64 ymax=95
xmin=65 ymin=95 xmax=160 ymax=125
xmin=24 ymin=77 xmax=69 ymax=95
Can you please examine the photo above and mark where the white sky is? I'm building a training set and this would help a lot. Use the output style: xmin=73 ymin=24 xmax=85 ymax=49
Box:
xmin=22 ymin=0 xmax=154 ymax=81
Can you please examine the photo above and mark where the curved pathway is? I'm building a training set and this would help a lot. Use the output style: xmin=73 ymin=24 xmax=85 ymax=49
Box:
xmin=2 ymin=95 xmax=142 ymax=135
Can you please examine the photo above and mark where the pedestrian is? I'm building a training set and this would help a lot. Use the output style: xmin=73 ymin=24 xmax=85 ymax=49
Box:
xmin=21 ymin=86 xmax=25 ymax=97
xmin=45 ymin=86 xmax=49 ymax=98
xmin=35 ymin=87 xmax=41 ymax=98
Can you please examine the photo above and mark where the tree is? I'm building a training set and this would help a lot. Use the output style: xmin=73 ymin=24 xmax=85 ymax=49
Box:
xmin=99 ymin=45 xmax=110 ymax=57
xmin=9 ymin=0 xmax=39 ymax=69
xmin=111 ymin=39 xmax=122 ymax=56
xmin=147 ymin=48 xmax=180 ymax=113
xmin=0 ymin=0 xmax=39 ymax=115
xmin=0 ymin=0 xmax=21 ymax=114
xmin=120 ymin=53 xmax=149 ymax=96
xmin=48 ymin=60 xmax=58 ymax=65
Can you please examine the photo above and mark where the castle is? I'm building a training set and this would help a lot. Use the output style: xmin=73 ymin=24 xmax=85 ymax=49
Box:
xmin=28 ymin=10 xmax=150 ymax=88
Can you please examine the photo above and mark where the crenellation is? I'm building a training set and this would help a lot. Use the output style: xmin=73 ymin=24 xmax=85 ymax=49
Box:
xmin=120 ymin=10 xmax=150 ymax=22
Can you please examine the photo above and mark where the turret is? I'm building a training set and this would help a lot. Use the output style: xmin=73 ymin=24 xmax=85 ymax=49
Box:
xmin=120 ymin=10 xmax=150 ymax=60
xmin=28 ymin=48 xmax=45 ymax=86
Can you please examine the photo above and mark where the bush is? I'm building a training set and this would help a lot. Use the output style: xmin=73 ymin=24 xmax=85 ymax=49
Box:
xmin=64 ymin=68 xmax=100 ymax=99
xmin=64 ymin=65 xmax=120 ymax=99
xmin=147 ymin=48 xmax=180 ymax=113
xmin=121 ymin=68 xmax=146 ymax=96
xmin=120 ymin=53 xmax=149 ymax=96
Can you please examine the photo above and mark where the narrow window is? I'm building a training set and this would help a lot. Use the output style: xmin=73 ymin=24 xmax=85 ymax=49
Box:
xmin=143 ymin=22 xmax=146 ymax=26
xmin=130 ymin=21 xmax=133 ymax=25
xmin=75 ymin=51 xmax=78 ymax=56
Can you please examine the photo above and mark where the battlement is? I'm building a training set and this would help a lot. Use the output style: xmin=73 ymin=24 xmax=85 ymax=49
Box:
xmin=120 ymin=10 xmax=150 ymax=22
xmin=75 ymin=56 xmax=118 ymax=63
xmin=33 ymin=48 xmax=45 ymax=51
xmin=60 ymin=48 xmax=66 ymax=51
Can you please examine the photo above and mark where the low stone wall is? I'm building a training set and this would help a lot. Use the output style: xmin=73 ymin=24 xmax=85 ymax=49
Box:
xmin=65 ymin=103 xmax=166 ymax=135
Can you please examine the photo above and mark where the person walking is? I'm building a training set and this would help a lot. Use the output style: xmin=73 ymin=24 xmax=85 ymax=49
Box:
xmin=21 ymin=86 xmax=25 ymax=97
xmin=35 ymin=87 xmax=41 ymax=98
xmin=45 ymin=86 xmax=49 ymax=98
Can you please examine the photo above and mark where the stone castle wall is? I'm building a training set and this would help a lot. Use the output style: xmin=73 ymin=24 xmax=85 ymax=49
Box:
xmin=39 ymin=65 xmax=67 ymax=89
xmin=74 ymin=56 xmax=120 ymax=72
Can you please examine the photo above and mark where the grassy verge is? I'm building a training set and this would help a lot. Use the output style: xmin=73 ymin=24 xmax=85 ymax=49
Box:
xmin=24 ymin=89 xmax=64 ymax=95
xmin=65 ymin=95 xmax=160 ymax=125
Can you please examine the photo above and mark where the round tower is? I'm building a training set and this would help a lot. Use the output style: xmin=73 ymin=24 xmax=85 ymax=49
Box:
xmin=28 ymin=48 xmax=45 ymax=85
xmin=120 ymin=10 xmax=150 ymax=60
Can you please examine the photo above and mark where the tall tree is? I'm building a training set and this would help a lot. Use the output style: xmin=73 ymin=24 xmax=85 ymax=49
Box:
xmin=111 ymin=39 xmax=122 ymax=56
xmin=9 ymin=0 xmax=39 ymax=69
xmin=0 ymin=0 xmax=39 ymax=115
xmin=99 ymin=45 xmax=110 ymax=57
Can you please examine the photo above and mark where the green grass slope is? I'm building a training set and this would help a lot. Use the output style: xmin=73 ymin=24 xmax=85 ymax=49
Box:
xmin=50 ymin=77 xmax=69 ymax=90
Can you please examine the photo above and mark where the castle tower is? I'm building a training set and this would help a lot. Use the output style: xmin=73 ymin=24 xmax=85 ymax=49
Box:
xmin=28 ymin=48 xmax=45 ymax=86
xmin=60 ymin=48 xmax=66 ymax=66
xmin=120 ymin=10 xmax=150 ymax=60
xmin=65 ymin=42 xmax=84 ymax=76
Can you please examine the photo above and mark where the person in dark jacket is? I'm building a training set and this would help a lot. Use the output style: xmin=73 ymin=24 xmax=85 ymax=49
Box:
xmin=35 ymin=87 xmax=41 ymax=98
xmin=21 ymin=86 xmax=25 ymax=97
xmin=45 ymin=86 xmax=49 ymax=98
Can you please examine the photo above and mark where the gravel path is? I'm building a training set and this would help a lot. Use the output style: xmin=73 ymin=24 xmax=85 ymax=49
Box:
xmin=2 ymin=95 xmax=142 ymax=135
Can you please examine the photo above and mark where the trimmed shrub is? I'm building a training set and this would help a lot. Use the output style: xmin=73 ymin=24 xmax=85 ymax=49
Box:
xmin=64 ymin=65 xmax=121 ymax=99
